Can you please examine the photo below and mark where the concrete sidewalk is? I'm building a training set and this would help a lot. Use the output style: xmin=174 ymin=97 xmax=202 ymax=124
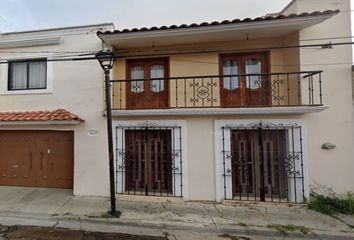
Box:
xmin=0 ymin=187 xmax=353 ymax=239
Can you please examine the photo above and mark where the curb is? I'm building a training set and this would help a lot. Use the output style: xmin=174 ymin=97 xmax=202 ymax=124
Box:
xmin=0 ymin=212 xmax=353 ymax=240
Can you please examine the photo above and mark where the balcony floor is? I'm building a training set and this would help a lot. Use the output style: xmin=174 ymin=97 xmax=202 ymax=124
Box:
xmin=110 ymin=106 xmax=327 ymax=117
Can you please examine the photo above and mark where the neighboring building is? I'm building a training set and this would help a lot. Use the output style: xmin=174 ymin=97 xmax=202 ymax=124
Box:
xmin=0 ymin=23 xmax=115 ymax=196
xmin=98 ymin=0 xmax=354 ymax=203
xmin=0 ymin=0 xmax=353 ymax=204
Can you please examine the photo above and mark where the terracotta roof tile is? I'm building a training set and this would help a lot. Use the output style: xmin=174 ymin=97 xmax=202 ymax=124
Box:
xmin=97 ymin=10 xmax=339 ymax=35
xmin=0 ymin=109 xmax=84 ymax=122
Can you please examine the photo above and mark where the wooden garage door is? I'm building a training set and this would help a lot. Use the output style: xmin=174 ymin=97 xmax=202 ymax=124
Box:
xmin=0 ymin=131 xmax=74 ymax=189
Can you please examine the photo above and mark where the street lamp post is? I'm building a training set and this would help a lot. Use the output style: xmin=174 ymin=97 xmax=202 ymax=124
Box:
xmin=96 ymin=49 xmax=121 ymax=217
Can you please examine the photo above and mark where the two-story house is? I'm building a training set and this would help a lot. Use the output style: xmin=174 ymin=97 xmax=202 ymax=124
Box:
xmin=0 ymin=0 xmax=353 ymax=205
xmin=97 ymin=0 xmax=354 ymax=203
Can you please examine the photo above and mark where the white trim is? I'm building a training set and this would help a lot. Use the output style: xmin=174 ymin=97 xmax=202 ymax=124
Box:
xmin=214 ymin=119 xmax=308 ymax=203
xmin=100 ymin=14 xmax=335 ymax=43
xmin=112 ymin=120 xmax=189 ymax=200
xmin=0 ymin=55 xmax=54 ymax=95
xmin=3 ymin=23 xmax=114 ymax=36
xmin=111 ymin=106 xmax=327 ymax=117
xmin=0 ymin=120 xmax=81 ymax=125
xmin=0 ymin=37 xmax=62 ymax=49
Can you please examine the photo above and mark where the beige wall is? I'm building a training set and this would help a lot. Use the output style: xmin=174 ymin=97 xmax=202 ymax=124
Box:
xmin=112 ymin=35 xmax=302 ymax=109
xmin=0 ymin=25 xmax=113 ymax=197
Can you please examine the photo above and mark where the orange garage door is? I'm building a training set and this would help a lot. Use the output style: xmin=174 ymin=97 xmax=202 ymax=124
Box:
xmin=0 ymin=131 xmax=74 ymax=189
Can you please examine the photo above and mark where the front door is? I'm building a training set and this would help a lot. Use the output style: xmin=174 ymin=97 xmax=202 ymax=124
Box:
xmin=231 ymin=130 xmax=287 ymax=200
xmin=125 ymin=130 xmax=172 ymax=195
xmin=126 ymin=59 xmax=169 ymax=109
xmin=220 ymin=53 xmax=270 ymax=107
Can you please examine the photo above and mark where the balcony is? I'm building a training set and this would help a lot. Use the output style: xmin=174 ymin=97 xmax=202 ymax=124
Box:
xmin=109 ymin=71 xmax=325 ymax=116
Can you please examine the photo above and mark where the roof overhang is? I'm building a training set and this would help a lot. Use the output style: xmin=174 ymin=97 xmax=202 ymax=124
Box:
xmin=99 ymin=12 xmax=337 ymax=49
xmin=111 ymin=106 xmax=328 ymax=117
xmin=0 ymin=36 xmax=63 ymax=49
xmin=0 ymin=120 xmax=82 ymax=125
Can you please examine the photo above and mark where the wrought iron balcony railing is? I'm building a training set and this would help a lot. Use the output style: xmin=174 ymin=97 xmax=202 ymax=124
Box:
xmin=110 ymin=71 xmax=323 ymax=110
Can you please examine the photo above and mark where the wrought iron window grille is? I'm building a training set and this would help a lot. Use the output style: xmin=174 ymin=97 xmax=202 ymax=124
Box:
xmin=221 ymin=120 xmax=305 ymax=203
xmin=115 ymin=123 xmax=183 ymax=197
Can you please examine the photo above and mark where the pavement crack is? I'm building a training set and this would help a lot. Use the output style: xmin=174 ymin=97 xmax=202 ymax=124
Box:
xmin=203 ymin=205 xmax=217 ymax=226
xmin=160 ymin=224 xmax=176 ymax=240
xmin=52 ymin=196 xmax=73 ymax=216
xmin=213 ymin=204 xmax=228 ymax=220
xmin=52 ymin=218 xmax=59 ymax=229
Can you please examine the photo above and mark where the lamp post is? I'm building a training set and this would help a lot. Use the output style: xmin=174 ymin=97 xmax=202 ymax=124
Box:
xmin=96 ymin=49 xmax=120 ymax=217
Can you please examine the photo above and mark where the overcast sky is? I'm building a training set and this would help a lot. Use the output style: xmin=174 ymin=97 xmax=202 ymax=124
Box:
xmin=0 ymin=0 xmax=294 ymax=32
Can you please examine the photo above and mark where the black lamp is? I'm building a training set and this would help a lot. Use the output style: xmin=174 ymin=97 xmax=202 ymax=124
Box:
xmin=96 ymin=48 xmax=120 ymax=217
xmin=96 ymin=49 xmax=115 ymax=73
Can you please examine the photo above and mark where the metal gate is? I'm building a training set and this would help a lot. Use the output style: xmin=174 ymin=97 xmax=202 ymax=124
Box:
xmin=115 ymin=124 xmax=183 ymax=197
xmin=222 ymin=121 xmax=305 ymax=203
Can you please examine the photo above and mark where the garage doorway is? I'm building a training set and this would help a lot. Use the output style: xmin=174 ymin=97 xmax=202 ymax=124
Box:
xmin=0 ymin=131 xmax=74 ymax=189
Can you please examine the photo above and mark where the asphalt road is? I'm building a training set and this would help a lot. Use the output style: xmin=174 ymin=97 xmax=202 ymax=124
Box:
xmin=0 ymin=225 xmax=168 ymax=240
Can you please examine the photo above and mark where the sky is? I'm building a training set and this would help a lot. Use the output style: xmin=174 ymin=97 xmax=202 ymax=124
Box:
xmin=0 ymin=0 xmax=293 ymax=32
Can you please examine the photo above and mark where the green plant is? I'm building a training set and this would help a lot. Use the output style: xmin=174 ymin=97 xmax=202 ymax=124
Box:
xmin=308 ymin=191 xmax=354 ymax=216
xmin=267 ymin=224 xmax=309 ymax=235
xmin=237 ymin=222 xmax=248 ymax=227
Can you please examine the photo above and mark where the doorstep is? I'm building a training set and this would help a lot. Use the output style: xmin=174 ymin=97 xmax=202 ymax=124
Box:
xmin=222 ymin=199 xmax=307 ymax=208
xmin=116 ymin=194 xmax=185 ymax=204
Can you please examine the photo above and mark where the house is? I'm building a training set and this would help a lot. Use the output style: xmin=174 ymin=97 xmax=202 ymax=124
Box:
xmin=0 ymin=0 xmax=352 ymax=204
xmin=97 ymin=0 xmax=354 ymax=203
xmin=0 ymin=23 xmax=115 ymax=196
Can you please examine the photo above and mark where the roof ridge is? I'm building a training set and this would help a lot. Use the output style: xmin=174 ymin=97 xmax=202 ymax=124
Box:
xmin=97 ymin=10 xmax=339 ymax=35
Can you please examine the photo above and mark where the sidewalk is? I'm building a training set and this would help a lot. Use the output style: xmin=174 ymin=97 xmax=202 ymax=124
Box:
xmin=0 ymin=187 xmax=353 ymax=239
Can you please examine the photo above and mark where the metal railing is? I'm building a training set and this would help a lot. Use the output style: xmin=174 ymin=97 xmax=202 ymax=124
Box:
xmin=110 ymin=71 xmax=323 ymax=110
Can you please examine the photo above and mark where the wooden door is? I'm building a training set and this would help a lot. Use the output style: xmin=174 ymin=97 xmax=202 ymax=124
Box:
xmin=36 ymin=131 xmax=74 ymax=189
xmin=125 ymin=130 xmax=172 ymax=195
xmin=231 ymin=130 xmax=286 ymax=200
xmin=0 ymin=131 xmax=74 ymax=189
xmin=220 ymin=53 xmax=270 ymax=107
xmin=126 ymin=59 xmax=169 ymax=109
xmin=0 ymin=131 xmax=37 ymax=187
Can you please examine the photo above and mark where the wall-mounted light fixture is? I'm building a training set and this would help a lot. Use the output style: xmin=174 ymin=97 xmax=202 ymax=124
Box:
xmin=321 ymin=142 xmax=336 ymax=150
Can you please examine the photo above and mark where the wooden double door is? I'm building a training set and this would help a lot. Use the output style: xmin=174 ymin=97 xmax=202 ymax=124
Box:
xmin=220 ymin=53 xmax=271 ymax=107
xmin=125 ymin=130 xmax=172 ymax=195
xmin=126 ymin=59 xmax=169 ymax=109
xmin=231 ymin=130 xmax=287 ymax=200
xmin=0 ymin=131 xmax=74 ymax=189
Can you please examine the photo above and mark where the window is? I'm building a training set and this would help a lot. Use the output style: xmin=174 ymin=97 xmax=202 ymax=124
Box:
xmin=131 ymin=65 xmax=144 ymax=93
xmin=150 ymin=64 xmax=164 ymax=92
xmin=223 ymin=60 xmax=239 ymax=90
xmin=246 ymin=58 xmax=262 ymax=89
xmin=8 ymin=59 xmax=47 ymax=90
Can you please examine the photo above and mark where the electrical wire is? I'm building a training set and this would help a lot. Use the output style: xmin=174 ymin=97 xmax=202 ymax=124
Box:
xmin=0 ymin=9 xmax=353 ymax=62
xmin=170 ymin=58 xmax=353 ymax=67
xmin=0 ymin=40 xmax=351 ymax=66
xmin=114 ymin=41 xmax=354 ymax=58
xmin=0 ymin=10 xmax=353 ymax=54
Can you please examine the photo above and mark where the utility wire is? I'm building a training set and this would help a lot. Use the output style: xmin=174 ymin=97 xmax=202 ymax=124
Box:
xmin=0 ymin=41 xmax=352 ymax=65
xmin=0 ymin=10 xmax=353 ymax=54
xmin=170 ymin=58 xmax=353 ymax=67
xmin=2 ymin=34 xmax=353 ymax=54
xmin=115 ymin=41 xmax=354 ymax=58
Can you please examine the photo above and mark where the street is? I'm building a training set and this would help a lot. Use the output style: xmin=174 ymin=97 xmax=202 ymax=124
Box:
xmin=0 ymin=225 xmax=167 ymax=240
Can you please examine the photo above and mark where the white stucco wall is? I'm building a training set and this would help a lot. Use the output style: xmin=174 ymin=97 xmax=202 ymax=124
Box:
xmin=296 ymin=0 xmax=354 ymax=193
